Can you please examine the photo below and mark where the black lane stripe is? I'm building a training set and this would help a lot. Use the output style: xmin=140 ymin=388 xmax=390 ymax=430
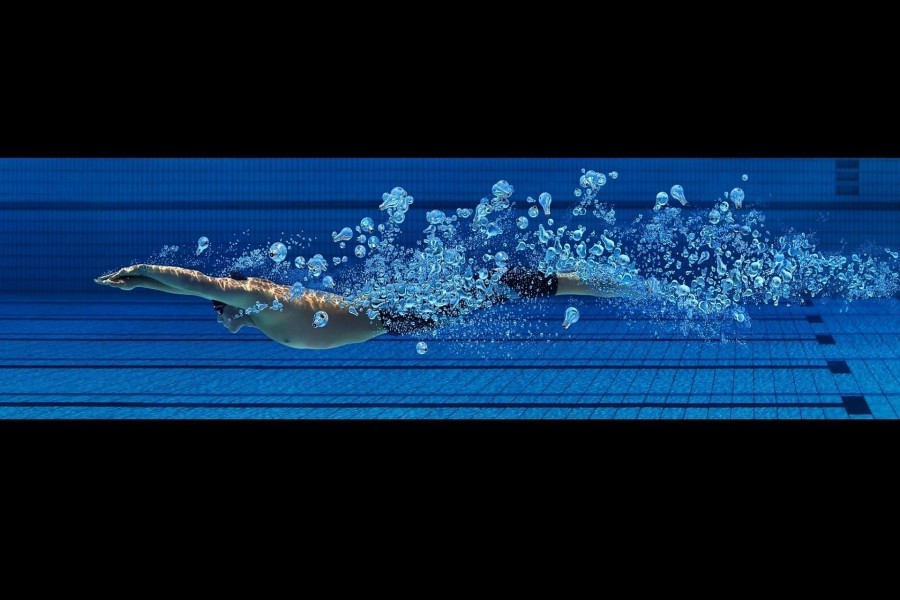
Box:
xmin=0 ymin=363 xmax=841 ymax=370
xmin=827 ymin=361 xmax=852 ymax=374
xmin=0 ymin=360 xmax=837 ymax=368
xmin=0 ymin=401 xmax=850 ymax=410
xmin=0 ymin=392 xmax=841 ymax=398
xmin=841 ymin=395 xmax=872 ymax=415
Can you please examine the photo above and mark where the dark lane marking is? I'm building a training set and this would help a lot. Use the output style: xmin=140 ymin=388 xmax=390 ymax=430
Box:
xmin=0 ymin=400 xmax=851 ymax=410
xmin=0 ymin=363 xmax=846 ymax=371
xmin=827 ymin=360 xmax=852 ymax=374
xmin=841 ymin=395 xmax=871 ymax=415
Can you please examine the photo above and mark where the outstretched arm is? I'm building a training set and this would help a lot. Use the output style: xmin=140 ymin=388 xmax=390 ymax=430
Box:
xmin=95 ymin=264 xmax=277 ymax=307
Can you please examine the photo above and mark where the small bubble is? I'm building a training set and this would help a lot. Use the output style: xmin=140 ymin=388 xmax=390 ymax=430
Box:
xmin=332 ymin=227 xmax=354 ymax=243
xmin=268 ymin=242 xmax=287 ymax=263
xmin=288 ymin=282 xmax=305 ymax=300
xmin=516 ymin=216 xmax=529 ymax=229
xmin=609 ymin=171 xmax=618 ymax=179
xmin=655 ymin=191 xmax=669 ymax=207
xmin=492 ymin=180 xmax=514 ymax=199
xmin=416 ymin=341 xmax=429 ymax=355
xmin=562 ymin=307 xmax=580 ymax=329
xmin=426 ymin=210 xmax=446 ymax=225
xmin=742 ymin=174 xmax=749 ymax=182
xmin=538 ymin=192 xmax=552 ymax=215
xmin=312 ymin=310 xmax=329 ymax=328
xmin=579 ymin=170 xmax=607 ymax=190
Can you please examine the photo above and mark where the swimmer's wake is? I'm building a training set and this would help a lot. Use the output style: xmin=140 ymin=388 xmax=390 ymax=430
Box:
xmin=95 ymin=173 xmax=900 ymax=350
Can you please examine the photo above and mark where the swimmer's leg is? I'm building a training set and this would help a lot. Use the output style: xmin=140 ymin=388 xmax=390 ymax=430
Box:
xmin=499 ymin=266 xmax=649 ymax=299
xmin=556 ymin=272 xmax=648 ymax=299
xmin=498 ymin=267 xmax=559 ymax=298
xmin=379 ymin=312 xmax=438 ymax=336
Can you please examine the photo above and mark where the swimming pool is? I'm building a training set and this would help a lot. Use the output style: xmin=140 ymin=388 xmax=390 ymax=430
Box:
xmin=2 ymin=158 xmax=898 ymax=418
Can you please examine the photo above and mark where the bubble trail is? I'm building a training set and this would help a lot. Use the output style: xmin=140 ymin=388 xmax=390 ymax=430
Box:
xmin=177 ymin=170 xmax=899 ymax=347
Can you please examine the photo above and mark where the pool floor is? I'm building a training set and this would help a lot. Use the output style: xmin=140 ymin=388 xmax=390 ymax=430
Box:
xmin=2 ymin=294 xmax=899 ymax=419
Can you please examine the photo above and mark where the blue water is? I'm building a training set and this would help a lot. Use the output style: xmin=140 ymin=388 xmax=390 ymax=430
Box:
xmin=2 ymin=158 xmax=899 ymax=418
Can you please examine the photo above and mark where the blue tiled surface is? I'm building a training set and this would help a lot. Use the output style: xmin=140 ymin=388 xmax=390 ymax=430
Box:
xmin=2 ymin=280 xmax=900 ymax=420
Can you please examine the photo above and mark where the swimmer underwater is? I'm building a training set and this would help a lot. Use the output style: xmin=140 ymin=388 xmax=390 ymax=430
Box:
xmin=94 ymin=265 xmax=640 ymax=350
xmin=94 ymin=178 xmax=900 ymax=349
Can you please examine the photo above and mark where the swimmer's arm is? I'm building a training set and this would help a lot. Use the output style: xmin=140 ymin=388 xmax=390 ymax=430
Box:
xmin=94 ymin=274 xmax=197 ymax=296
xmin=97 ymin=264 xmax=274 ymax=306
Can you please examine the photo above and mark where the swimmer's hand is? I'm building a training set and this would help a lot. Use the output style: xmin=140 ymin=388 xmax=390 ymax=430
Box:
xmin=94 ymin=265 xmax=149 ymax=290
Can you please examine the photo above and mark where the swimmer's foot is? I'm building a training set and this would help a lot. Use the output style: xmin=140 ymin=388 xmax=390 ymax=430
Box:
xmin=626 ymin=276 xmax=661 ymax=299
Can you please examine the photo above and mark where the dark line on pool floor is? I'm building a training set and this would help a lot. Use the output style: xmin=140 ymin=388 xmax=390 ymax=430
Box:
xmin=0 ymin=363 xmax=843 ymax=371
xmin=841 ymin=395 xmax=871 ymax=415
xmin=0 ymin=392 xmax=843 ymax=398
xmin=816 ymin=334 xmax=837 ymax=345
xmin=0 ymin=400 xmax=851 ymax=410
xmin=827 ymin=360 xmax=852 ymax=374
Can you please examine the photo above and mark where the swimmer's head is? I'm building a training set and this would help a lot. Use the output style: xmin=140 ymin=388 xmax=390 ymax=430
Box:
xmin=215 ymin=302 xmax=246 ymax=333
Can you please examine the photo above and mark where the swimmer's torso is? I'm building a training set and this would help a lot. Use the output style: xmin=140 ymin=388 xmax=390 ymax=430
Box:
xmin=240 ymin=283 xmax=383 ymax=349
